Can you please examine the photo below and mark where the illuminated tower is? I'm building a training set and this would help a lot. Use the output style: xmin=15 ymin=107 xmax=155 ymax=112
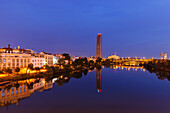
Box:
xmin=96 ymin=33 xmax=102 ymax=58
xmin=160 ymin=52 xmax=163 ymax=60
xmin=96 ymin=69 xmax=102 ymax=93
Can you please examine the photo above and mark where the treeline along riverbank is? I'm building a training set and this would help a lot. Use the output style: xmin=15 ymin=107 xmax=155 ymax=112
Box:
xmin=141 ymin=59 xmax=170 ymax=80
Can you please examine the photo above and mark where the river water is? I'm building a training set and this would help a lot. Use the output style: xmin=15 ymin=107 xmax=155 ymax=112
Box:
xmin=1 ymin=67 xmax=170 ymax=113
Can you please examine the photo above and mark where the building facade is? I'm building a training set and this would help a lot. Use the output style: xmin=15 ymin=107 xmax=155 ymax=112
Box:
xmin=96 ymin=33 xmax=102 ymax=58
xmin=31 ymin=57 xmax=45 ymax=68
xmin=160 ymin=52 xmax=168 ymax=60
xmin=0 ymin=45 xmax=54 ymax=70
xmin=40 ymin=52 xmax=53 ymax=66
xmin=0 ymin=53 xmax=31 ymax=70
xmin=0 ymin=45 xmax=34 ymax=69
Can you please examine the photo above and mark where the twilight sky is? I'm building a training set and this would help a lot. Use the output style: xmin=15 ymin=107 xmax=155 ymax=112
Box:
xmin=0 ymin=0 xmax=170 ymax=58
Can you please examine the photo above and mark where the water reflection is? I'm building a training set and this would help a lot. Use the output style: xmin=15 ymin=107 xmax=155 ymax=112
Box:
xmin=145 ymin=66 xmax=170 ymax=81
xmin=0 ymin=69 xmax=93 ymax=109
xmin=109 ymin=65 xmax=146 ymax=72
xmin=0 ymin=78 xmax=53 ymax=109
xmin=96 ymin=69 xmax=102 ymax=93
xmin=0 ymin=65 xmax=168 ymax=110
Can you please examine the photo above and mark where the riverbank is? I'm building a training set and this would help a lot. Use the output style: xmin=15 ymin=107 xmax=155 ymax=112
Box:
xmin=141 ymin=60 xmax=170 ymax=80
xmin=142 ymin=60 xmax=170 ymax=71
xmin=0 ymin=66 xmax=95 ymax=82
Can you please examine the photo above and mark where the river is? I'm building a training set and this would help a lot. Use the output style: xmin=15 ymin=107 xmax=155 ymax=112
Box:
xmin=0 ymin=66 xmax=170 ymax=113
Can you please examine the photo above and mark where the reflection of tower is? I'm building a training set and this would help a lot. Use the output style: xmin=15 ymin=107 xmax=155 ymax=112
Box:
xmin=96 ymin=69 xmax=102 ymax=93
xmin=96 ymin=33 xmax=102 ymax=58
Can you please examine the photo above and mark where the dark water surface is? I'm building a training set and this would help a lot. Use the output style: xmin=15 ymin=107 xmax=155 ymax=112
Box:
xmin=1 ymin=67 xmax=170 ymax=113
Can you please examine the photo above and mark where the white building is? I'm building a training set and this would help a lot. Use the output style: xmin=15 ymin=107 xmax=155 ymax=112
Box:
xmin=53 ymin=56 xmax=59 ymax=64
xmin=108 ymin=53 xmax=120 ymax=60
xmin=31 ymin=57 xmax=45 ymax=68
xmin=40 ymin=52 xmax=53 ymax=66
xmin=0 ymin=45 xmax=32 ymax=69
xmin=164 ymin=53 xmax=167 ymax=60
xmin=71 ymin=56 xmax=80 ymax=62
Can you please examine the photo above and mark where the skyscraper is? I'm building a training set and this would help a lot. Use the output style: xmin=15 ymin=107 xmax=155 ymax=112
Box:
xmin=96 ymin=33 xmax=102 ymax=58
xmin=160 ymin=52 xmax=163 ymax=60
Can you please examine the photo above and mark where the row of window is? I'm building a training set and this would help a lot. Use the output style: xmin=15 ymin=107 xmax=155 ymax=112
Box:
xmin=0 ymin=56 xmax=30 ymax=58
xmin=1 ymin=58 xmax=29 ymax=63
xmin=32 ymin=59 xmax=44 ymax=62
xmin=2 ymin=62 xmax=28 ymax=68
xmin=1 ymin=86 xmax=28 ymax=97
xmin=33 ymin=63 xmax=43 ymax=66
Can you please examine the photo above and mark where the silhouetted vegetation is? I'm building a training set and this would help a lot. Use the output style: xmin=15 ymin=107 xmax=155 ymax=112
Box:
xmin=62 ymin=53 xmax=71 ymax=61
xmin=142 ymin=60 xmax=170 ymax=81
xmin=15 ymin=67 xmax=20 ymax=74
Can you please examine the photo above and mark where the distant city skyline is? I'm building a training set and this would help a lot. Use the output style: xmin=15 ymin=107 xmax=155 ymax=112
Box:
xmin=0 ymin=0 xmax=169 ymax=58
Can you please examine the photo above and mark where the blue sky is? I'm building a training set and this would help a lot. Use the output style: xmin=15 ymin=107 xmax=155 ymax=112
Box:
xmin=0 ymin=0 xmax=170 ymax=58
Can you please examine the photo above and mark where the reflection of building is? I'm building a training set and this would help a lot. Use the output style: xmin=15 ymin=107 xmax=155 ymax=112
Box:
xmin=96 ymin=33 xmax=102 ymax=58
xmin=0 ymin=78 xmax=53 ymax=107
xmin=109 ymin=65 xmax=145 ymax=72
xmin=96 ymin=69 xmax=102 ymax=93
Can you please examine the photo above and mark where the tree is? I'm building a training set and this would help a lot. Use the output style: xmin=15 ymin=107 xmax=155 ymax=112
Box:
xmin=55 ymin=66 xmax=59 ymax=72
xmin=62 ymin=53 xmax=71 ymax=61
xmin=26 ymin=63 xmax=34 ymax=74
xmin=44 ymin=64 xmax=49 ymax=69
xmin=83 ymin=69 xmax=88 ymax=76
xmin=49 ymin=66 xmax=56 ymax=74
xmin=34 ymin=67 xmax=40 ymax=73
xmin=96 ymin=57 xmax=102 ymax=64
xmin=83 ymin=57 xmax=88 ymax=65
xmin=63 ymin=65 xmax=71 ymax=71
xmin=72 ymin=59 xmax=84 ymax=68
xmin=58 ymin=58 xmax=65 ymax=65
xmin=28 ymin=63 xmax=34 ymax=70
xmin=0 ymin=70 xmax=3 ymax=74
xmin=89 ymin=60 xmax=94 ymax=66
xmin=46 ymin=66 xmax=52 ymax=74
xmin=15 ymin=67 xmax=20 ymax=74
xmin=5 ymin=68 xmax=12 ymax=75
